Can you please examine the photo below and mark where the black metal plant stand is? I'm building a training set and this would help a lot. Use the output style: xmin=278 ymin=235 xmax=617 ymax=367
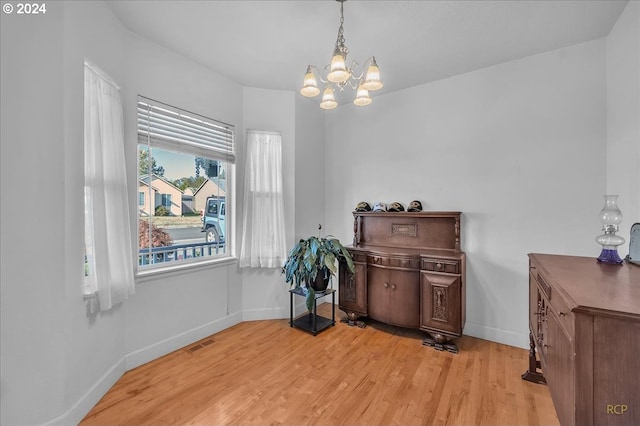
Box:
xmin=289 ymin=288 xmax=335 ymax=336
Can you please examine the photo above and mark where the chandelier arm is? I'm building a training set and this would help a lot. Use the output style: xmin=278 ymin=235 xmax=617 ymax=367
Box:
xmin=348 ymin=60 xmax=363 ymax=81
xmin=345 ymin=79 xmax=360 ymax=90
xmin=309 ymin=65 xmax=328 ymax=84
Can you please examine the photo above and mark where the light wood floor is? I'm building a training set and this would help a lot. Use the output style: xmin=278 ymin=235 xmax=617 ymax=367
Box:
xmin=81 ymin=304 xmax=559 ymax=425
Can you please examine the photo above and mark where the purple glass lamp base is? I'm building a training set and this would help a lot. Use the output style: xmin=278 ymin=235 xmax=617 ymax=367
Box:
xmin=597 ymin=248 xmax=624 ymax=265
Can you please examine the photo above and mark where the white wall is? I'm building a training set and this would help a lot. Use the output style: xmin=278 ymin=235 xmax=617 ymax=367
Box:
xmin=294 ymin=96 xmax=327 ymax=239
xmin=325 ymin=39 xmax=607 ymax=349
xmin=1 ymin=4 xmax=68 ymax=425
xmin=62 ymin=2 xmax=130 ymax=422
xmin=607 ymin=1 xmax=640 ymax=242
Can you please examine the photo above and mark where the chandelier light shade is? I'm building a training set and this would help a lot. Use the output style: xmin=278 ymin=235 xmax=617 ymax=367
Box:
xmin=300 ymin=66 xmax=321 ymax=97
xmin=353 ymin=84 xmax=372 ymax=106
xmin=362 ymin=57 xmax=383 ymax=91
xmin=328 ymin=48 xmax=350 ymax=83
xmin=299 ymin=0 xmax=383 ymax=108
xmin=320 ymin=86 xmax=338 ymax=110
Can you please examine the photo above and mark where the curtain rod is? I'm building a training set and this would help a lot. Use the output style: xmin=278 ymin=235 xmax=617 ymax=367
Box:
xmin=247 ymin=129 xmax=281 ymax=136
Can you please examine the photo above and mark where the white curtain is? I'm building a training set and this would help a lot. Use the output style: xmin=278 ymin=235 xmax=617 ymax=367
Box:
xmin=239 ymin=130 xmax=287 ymax=268
xmin=84 ymin=61 xmax=135 ymax=312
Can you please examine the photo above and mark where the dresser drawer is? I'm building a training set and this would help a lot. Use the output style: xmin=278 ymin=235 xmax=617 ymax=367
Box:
xmin=547 ymin=288 xmax=573 ymax=337
xmin=532 ymin=266 xmax=573 ymax=338
xmin=367 ymin=255 xmax=419 ymax=270
xmin=421 ymin=258 xmax=460 ymax=274
xmin=349 ymin=251 xmax=368 ymax=263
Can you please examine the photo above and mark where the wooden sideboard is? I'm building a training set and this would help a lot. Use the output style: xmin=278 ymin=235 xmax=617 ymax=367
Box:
xmin=524 ymin=253 xmax=640 ymax=426
xmin=338 ymin=211 xmax=466 ymax=351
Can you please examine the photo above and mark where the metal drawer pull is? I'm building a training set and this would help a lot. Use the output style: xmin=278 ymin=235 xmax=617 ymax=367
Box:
xmin=391 ymin=284 xmax=396 ymax=290
xmin=384 ymin=282 xmax=389 ymax=288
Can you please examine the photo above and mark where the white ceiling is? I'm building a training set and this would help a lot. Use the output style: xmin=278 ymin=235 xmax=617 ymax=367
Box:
xmin=106 ymin=0 xmax=628 ymax=99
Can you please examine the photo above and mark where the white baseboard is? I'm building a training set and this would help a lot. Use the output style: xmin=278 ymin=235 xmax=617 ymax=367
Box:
xmin=125 ymin=311 xmax=243 ymax=370
xmin=242 ymin=306 xmax=289 ymax=321
xmin=463 ymin=322 xmax=528 ymax=349
xmin=42 ymin=357 xmax=126 ymax=426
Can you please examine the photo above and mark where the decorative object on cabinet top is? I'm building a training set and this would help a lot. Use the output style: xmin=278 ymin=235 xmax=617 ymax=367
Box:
xmin=626 ymin=222 xmax=640 ymax=266
xmin=354 ymin=201 xmax=372 ymax=212
xmin=372 ymin=202 xmax=388 ymax=212
xmin=595 ymin=194 xmax=625 ymax=265
xmin=353 ymin=200 xmax=423 ymax=213
xmin=388 ymin=202 xmax=405 ymax=212
xmin=407 ymin=200 xmax=423 ymax=212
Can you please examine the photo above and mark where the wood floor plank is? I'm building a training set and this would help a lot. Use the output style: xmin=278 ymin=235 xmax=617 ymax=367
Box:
xmin=81 ymin=304 xmax=559 ymax=425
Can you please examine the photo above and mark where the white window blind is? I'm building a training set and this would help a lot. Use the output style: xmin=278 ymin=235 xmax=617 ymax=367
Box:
xmin=137 ymin=96 xmax=235 ymax=163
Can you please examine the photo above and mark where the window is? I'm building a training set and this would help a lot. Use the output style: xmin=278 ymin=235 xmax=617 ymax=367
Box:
xmin=160 ymin=193 xmax=172 ymax=208
xmin=137 ymin=96 xmax=235 ymax=270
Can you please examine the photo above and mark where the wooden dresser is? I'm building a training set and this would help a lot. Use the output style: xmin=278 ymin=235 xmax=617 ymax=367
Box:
xmin=524 ymin=253 xmax=640 ymax=426
xmin=338 ymin=211 xmax=466 ymax=351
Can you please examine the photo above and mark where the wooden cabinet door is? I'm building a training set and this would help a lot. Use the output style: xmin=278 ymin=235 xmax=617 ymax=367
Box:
xmin=367 ymin=266 xmax=390 ymax=323
xmin=338 ymin=262 xmax=367 ymax=316
xmin=420 ymin=272 xmax=462 ymax=335
xmin=387 ymin=270 xmax=420 ymax=328
xmin=545 ymin=308 xmax=575 ymax=426
xmin=368 ymin=266 xmax=420 ymax=328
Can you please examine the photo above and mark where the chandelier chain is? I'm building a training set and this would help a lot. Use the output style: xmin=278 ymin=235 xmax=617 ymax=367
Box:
xmin=335 ymin=0 xmax=348 ymax=59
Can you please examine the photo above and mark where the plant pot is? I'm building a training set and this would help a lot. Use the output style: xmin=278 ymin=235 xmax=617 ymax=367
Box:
xmin=309 ymin=272 xmax=330 ymax=293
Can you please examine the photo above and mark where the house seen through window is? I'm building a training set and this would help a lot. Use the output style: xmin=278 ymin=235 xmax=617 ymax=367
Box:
xmin=137 ymin=96 xmax=235 ymax=269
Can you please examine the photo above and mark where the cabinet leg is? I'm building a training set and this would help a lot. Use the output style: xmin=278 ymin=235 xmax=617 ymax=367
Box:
xmin=339 ymin=310 xmax=367 ymax=328
xmin=521 ymin=331 xmax=546 ymax=384
xmin=422 ymin=332 xmax=459 ymax=353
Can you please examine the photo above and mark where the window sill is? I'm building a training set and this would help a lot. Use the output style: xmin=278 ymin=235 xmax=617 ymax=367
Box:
xmin=135 ymin=256 xmax=238 ymax=284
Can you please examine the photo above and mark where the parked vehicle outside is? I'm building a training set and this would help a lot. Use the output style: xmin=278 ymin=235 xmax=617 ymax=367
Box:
xmin=201 ymin=196 xmax=225 ymax=243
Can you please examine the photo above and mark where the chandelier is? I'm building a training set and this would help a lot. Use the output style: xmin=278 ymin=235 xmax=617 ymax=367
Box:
xmin=299 ymin=0 xmax=383 ymax=109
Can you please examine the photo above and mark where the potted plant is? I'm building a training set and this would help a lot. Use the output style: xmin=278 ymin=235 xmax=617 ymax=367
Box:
xmin=283 ymin=227 xmax=355 ymax=312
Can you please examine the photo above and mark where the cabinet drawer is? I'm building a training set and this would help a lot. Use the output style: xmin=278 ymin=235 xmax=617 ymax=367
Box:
xmin=367 ymin=255 xmax=419 ymax=270
xmin=548 ymin=289 xmax=573 ymax=337
xmin=350 ymin=252 xmax=368 ymax=263
xmin=531 ymin=267 xmax=573 ymax=338
xmin=421 ymin=258 xmax=459 ymax=274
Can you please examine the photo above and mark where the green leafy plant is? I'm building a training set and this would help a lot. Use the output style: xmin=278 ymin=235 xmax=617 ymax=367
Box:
xmin=155 ymin=205 xmax=170 ymax=216
xmin=283 ymin=230 xmax=355 ymax=312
